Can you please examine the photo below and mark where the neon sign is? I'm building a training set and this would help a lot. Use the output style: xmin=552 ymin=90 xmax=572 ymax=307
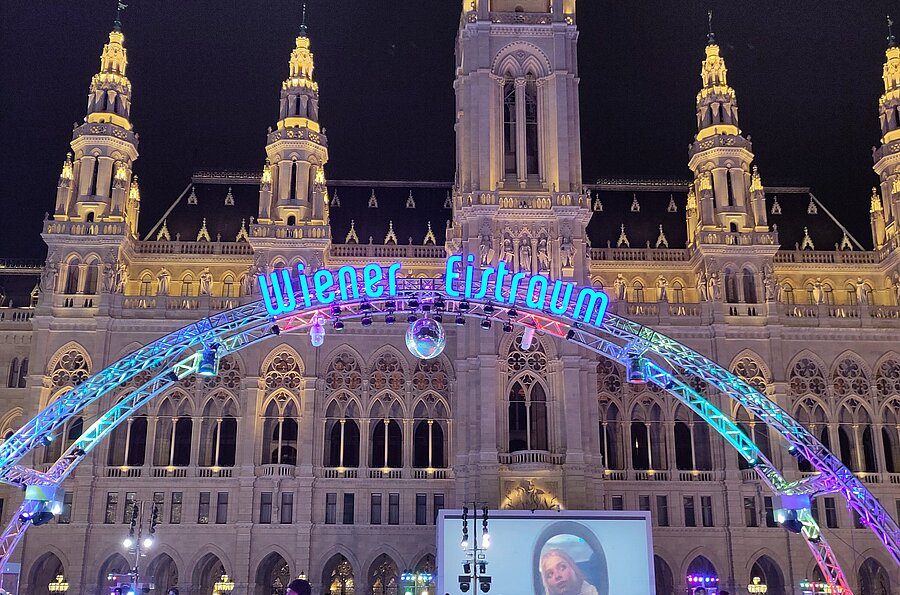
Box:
xmin=258 ymin=255 xmax=609 ymax=326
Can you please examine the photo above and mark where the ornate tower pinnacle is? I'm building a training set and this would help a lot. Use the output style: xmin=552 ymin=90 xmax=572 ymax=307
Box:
xmin=687 ymin=26 xmax=768 ymax=236
xmin=253 ymin=5 xmax=330 ymax=264
xmin=54 ymin=17 xmax=139 ymax=226
xmin=873 ymin=17 xmax=900 ymax=246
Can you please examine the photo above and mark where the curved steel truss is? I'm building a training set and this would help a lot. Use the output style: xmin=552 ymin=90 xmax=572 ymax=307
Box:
xmin=0 ymin=277 xmax=895 ymax=592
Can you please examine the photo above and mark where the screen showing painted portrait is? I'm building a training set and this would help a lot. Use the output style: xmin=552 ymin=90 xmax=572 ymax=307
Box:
xmin=437 ymin=510 xmax=654 ymax=595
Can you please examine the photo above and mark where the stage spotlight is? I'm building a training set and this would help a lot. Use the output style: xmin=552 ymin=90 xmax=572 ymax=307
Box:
xmin=310 ymin=315 xmax=326 ymax=347
xmin=361 ymin=315 xmax=373 ymax=327
xmin=407 ymin=313 xmax=418 ymax=324
xmin=270 ymin=324 xmax=281 ymax=336
xmin=507 ymin=307 xmax=518 ymax=318
xmin=197 ymin=343 xmax=220 ymax=377
xmin=565 ymin=329 xmax=576 ymax=340
xmin=41 ymin=434 xmax=54 ymax=446
xmin=385 ymin=313 xmax=396 ymax=325
xmin=409 ymin=297 xmax=420 ymax=309
xmin=459 ymin=300 xmax=470 ymax=311
xmin=333 ymin=320 xmax=345 ymax=331
xmin=164 ymin=371 xmax=180 ymax=383
xmin=455 ymin=315 xmax=466 ymax=326
xmin=331 ymin=305 xmax=342 ymax=316
xmin=521 ymin=326 xmax=535 ymax=350
xmin=484 ymin=303 xmax=495 ymax=315
xmin=502 ymin=322 xmax=513 ymax=333
xmin=782 ymin=519 xmax=804 ymax=534
xmin=626 ymin=355 xmax=647 ymax=384
xmin=360 ymin=301 xmax=372 ymax=311
xmin=385 ymin=300 xmax=397 ymax=310
xmin=421 ymin=301 xmax=432 ymax=312
xmin=480 ymin=319 xmax=492 ymax=330
xmin=433 ymin=312 xmax=443 ymax=323
xmin=435 ymin=296 xmax=446 ymax=309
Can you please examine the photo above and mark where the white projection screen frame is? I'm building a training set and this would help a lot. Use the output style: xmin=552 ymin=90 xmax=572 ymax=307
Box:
xmin=437 ymin=509 xmax=656 ymax=595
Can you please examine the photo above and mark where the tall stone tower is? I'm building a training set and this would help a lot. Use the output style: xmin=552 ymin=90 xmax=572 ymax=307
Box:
xmin=686 ymin=27 xmax=776 ymax=307
xmin=872 ymin=29 xmax=900 ymax=250
xmin=251 ymin=12 xmax=331 ymax=269
xmin=52 ymin=17 xmax=139 ymax=228
xmin=448 ymin=0 xmax=590 ymax=283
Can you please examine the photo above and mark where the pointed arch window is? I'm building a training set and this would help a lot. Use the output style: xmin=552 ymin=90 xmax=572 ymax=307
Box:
xmin=7 ymin=358 xmax=18 ymax=389
xmin=724 ymin=269 xmax=739 ymax=303
xmin=83 ymin=260 xmax=100 ymax=295
xmin=882 ymin=398 xmax=900 ymax=474
xmin=108 ymin=411 xmax=148 ymax=467
xmin=631 ymin=281 xmax=645 ymax=303
xmin=413 ymin=397 xmax=449 ymax=469
xmin=180 ymin=275 xmax=194 ymax=297
xmin=673 ymin=407 xmax=711 ymax=471
xmin=630 ymin=397 xmax=667 ymax=470
xmin=371 ymin=398 xmax=403 ymax=468
xmin=670 ymin=281 xmax=685 ymax=304
xmin=140 ymin=274 xmax=153 ymax=297
xmin=782 ymin=284 xmax=795 ymax=305
xmin=63 ymin=260 xmax=80 ymax=295
xmin=199 ymin=398 xmax=238 ymax=467
xmin=222 ymin=275 xmax=235 ymax=298
xmin=507 ymin=375 xmax=548 ymax=452
xmin=89 ymin=157 xmax=100 ymax=196
xmin=725 ymin=169 xmax=735 ymax=206
xmin=503 ymin=76 xmax=517 ymax=176
xmin=18 ymin=358 xmax=27 ymax=388
xmin=741 ymin=267 xmax=757 ymax=303
xmin=262 ymin=399 xmax=300 ymax=465
xmin=323 ymin=397 xmax=360 ymax=468
xmin=289 ymin=159 xmax=299 ymax=201
xmin=524 ymin=74 xmax=539 ymax=176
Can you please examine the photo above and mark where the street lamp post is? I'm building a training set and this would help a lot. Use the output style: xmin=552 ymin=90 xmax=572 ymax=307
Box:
xmin=121 ymin=501 xmax=160 ymax=593
xmin=458 ymin=504 xmax=491 ymax=594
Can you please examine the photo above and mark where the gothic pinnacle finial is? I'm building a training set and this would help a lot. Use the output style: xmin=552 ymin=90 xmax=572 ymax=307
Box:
xmin=889 ymin=15 xmax=897 ymax=48
xmin=114 ymin=1 xmax=128 ymax=32
xmin=707 ymin=9 xmax=716 ymax=45
xmin=300 ymin=3 xmax=309 ymax=37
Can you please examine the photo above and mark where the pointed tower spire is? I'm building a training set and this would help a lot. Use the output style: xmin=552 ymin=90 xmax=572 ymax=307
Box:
xmin=54 ymin=14 xmax=139 ymax=225
xmin=707 ymin=10 xmax=716 ymax=46
xmin=256 ymin=3 xmax=330 ymax=231
xmin=873 ymin=16 xmax=900 ymax=243
xmin=114 ymin=1 xmax=128 ymax=32
xmin=687 ymin=21 xmax=771 ymax=237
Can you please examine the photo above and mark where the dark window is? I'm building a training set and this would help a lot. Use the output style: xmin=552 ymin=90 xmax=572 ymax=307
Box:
xmin=416 ymin=494 xmax=427 ymax=525
xmin=824 ymin=497 xmax=838 ymax=528
xmin=638 ymin=495 xmax=651 ymax=512
xmin=810 ymin=498 xmax=820 ymax=524
xmin=260 ymin=492 xmax=273 ymax=524
xmin=153 ymin=492 xmax=165 ymax=515
xmin=611 ymin=495 xmax=624 ymax=511
xmin=281 ymin=492 xmax=293 ymax=524
xmin=656 ymin=495 xmax=669 ymax=527
xmin=683 ymin=496 xmax=696 ymax=527
xmin=372 ymin=420 xmax=403 ymax=468
xmin=895 ymin=500 xmax=900 ymax=524
xmin=325 ymin=493 xmax=336 ymax=524
xmin=700 ymin=496 xmax=713 ymax=527
xmin=342 ymin=493 xmax=355 ymax=525
xmin=172 ymin=417 xmax=192 ymax=466
xmin=853 ymin=508 xmax=864 ymax=529
xmin=215 ymin=492 xmax=228 ymax=524
xmin=7 ymin=359 xmax=17 ymax=388
xmin=370 ymin=493 xmax=382 ymax=525
xmin=524 ymin=76 xmax=539 ymax=175
xmin=744 ymin=497 xmax=758 ymax=527
xmin=764 ymin=496 xmax=777 ymax=527
xmin=105 ymin=492 xmax=118 ymax=524
xmin=388 ymin=493 xmax=400 ymax=525
xmin=434 ymin=494 xmax=445 ymax=525
xmin=57 ymin=492 xmax=73 ymax=524
xmin=123 ymin=492 xmax=137 ymax=524
xmin=170 ymin=492 xmax=182 ymax=524
xmin=198 ymin=492 xmax=210 ymax=524
xmin=503 ymin=77 xmax=517 ymax=176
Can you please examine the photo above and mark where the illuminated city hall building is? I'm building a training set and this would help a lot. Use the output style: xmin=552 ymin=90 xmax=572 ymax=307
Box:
xmin=3 ymin=1 xmax=900 ymax=593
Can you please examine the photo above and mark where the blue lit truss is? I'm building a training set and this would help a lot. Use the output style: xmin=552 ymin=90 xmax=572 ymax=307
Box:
xmin=1 ymin=279 xmax=895 ymax=592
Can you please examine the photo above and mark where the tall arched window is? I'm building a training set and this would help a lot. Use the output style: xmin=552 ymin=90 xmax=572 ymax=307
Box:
xmin=674 ymin=406 xmax=711 ymax=471
xmin=724 ymin=268 xmax=739 ymax=303
xmin=63 ymin=259 xmax=80 ymax=295
xmin=324 ymin=398 xmax=360 ymax=468
xmin=524 ymin=74 xmax=539 ymax=175
xmin=89 ymin=157 xmax=100 ymax=196
xmin=782 ymin=284 xmax=795 ymax=305
xmin=597 ymin=360 xmax=624 ymax=470
xmin=181 ymin=275 xmax=194 ymax=297
xmin=506 ymin=336 xmax=550 ymax=453
xmin=793 ymin=397 xmax=829 ymax=473
xmin=412 ymin=397 xmax=449 ymax=468
xmin=222 ymin=275 xmax=235 ymax=298
xmin=262 ymin=398 xmax=299 ymax=465
xmin=670 ymin=281 xmax=685 ymax=304
xmin=7 ymin=358 xmax=18 ymax=389
xmin=83 ymin=259 xmax=100 ymax=295
xmin=369 ymin=555 xmax=399 ymax=595
xmin=630 ymin=397 xmax=666 ymax=470
xmin=199 ymin=397 xmax=239 ymax=467
xmin=838 ymin=398 xmax=877 ymax=473
xmin=371 ymin=398 xmax=403 ymax=468
xmin=289 ymin=159 xmax=298 ymax=201
xmin=503 ymin=76 xmax=517 ymax=176
xmin=140 ymin=274 xmax=153 ymax=296
xmin=631 ymin=281 xmax=645 ymax=303
xmin=741 ymin=267 xmax=757 ymax=303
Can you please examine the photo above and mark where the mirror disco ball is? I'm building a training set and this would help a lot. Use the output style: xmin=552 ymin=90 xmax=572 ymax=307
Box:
xmin=405 ymin=317 xmax=446 ymax=360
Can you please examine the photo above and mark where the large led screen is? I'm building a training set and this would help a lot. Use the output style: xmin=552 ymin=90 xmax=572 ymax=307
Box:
xmin=437 ymin=510 xmax=655 ymax=595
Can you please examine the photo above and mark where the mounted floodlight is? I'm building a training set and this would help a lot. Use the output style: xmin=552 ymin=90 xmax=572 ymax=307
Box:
xmin=459 ymin=300 xmax=470 ymax=311
xmin=360 ymin=301 xmax=372 ymax=311
xmin=565 ymin=329 xmax=576 ymax=340
xmin=507 ymin=307 xmax=518 ymax=318
xmin=776 ymin=494 xmax=811 ymax=535
xmin=197 ymin=344 xmax=220 ymax=377
xmin=271 ymin=324 xmax=281 ymax=336
xmin=385 ymin=313 xmax=396 ymax=325
xmin=123 ymin=537 xmax=134 ymax=548
xmin=331 ymin=305 xmax=342 ymax=316
xmin=164 ymin=371 xmax=180 ymax=383
xmin=409 ymin=297 xmax=420 ymax=309
xmin=407 ymin=313 xmax=418 ymax=323
xmin=625 ymin=355 xmax=647 ymax=384
xmin=480 ymin=319 xmax=492 ymax=330
xmin=502 ymin=322 xmax=513 ymax=333
xmin=333 ymin=320 xmax=345 ymax=332
xmin=361 ymin=315 xmax=373 ymax=327
xmin=484 ymin=303 xmax=495 ymax=315
xmin=434 ymin=296 xmax=445 ymax=309
xmin=386 ymin=300 xmax=397 ymax=310
xmin=433 ymin=312 xmax=444 ymax=323
xmin=521 ymin=326 xmax=536 ymax=351
xmin=142 ymin=537 xmax=154 ymax=548
xmin=455 ymin=315 xmax=466 ymax=326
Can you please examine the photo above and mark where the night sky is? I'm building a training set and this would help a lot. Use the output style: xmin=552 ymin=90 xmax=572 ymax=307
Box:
xmin=0 ymin=1 xmax=894 ymax=258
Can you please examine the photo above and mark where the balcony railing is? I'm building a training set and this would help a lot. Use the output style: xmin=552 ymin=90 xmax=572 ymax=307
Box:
xmin=634 ymin=470 xmax=670 ymax=481
xmin=259 ymin=464 xmax=296 ymax=478
xmin=590 ymin=247 xmax=691 ymax=262
xmin=498 ymin=450 xmax=565 ymax=465
xmin=774 ymin=249 xmax=880 ymax=265
xmin=329 ymin=244 xmax=446 ymax=260
xmin=133 ymin=240 xmax=254 ymax=256
xmin=197 ymin=467 xmax=233 ymax=478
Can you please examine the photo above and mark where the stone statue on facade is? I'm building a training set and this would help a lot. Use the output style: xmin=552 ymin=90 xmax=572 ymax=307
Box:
xmin=613 ymin=274 xmax=627 ymax=301
xmin=855 ymin=277 xmax=868 ymax=305
xmin=656 ymin=276 xmax=668 ymax=302
xmin=894 ymin=273 xmax=900 ymax=306
xmin=479 ymin=234 xmax=494 ymax=266
xmin=697 ymin=269 xmax=708 ymax=302
xmin=241 ymin=273 xmax=253 ymax=297
xmin=560 ymin=237 xmax=576 ymax=269
xmin=518 ymin=240 xmax=532 ymax=272
xmin=40 ymin=261 xmax=58 ymax=293
xmin=114 ymin=262 xmax=127 ymax=294
xmin=536 ymin=236 xmax=551 ymax=272
xmin=199 ymin=268 xmax=213 ymax=296
xmin=502 ymin=234 xmax=515 ymax=266
xmin=709 ymin=272 xmax=721 ymax=301
xmin=812 ymin=278 xmax=824 ymax=305
xmin=101 ymin=262 xmax=115 ymax=294
xmin=157 ymin=269 xmax=171 ymax=296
